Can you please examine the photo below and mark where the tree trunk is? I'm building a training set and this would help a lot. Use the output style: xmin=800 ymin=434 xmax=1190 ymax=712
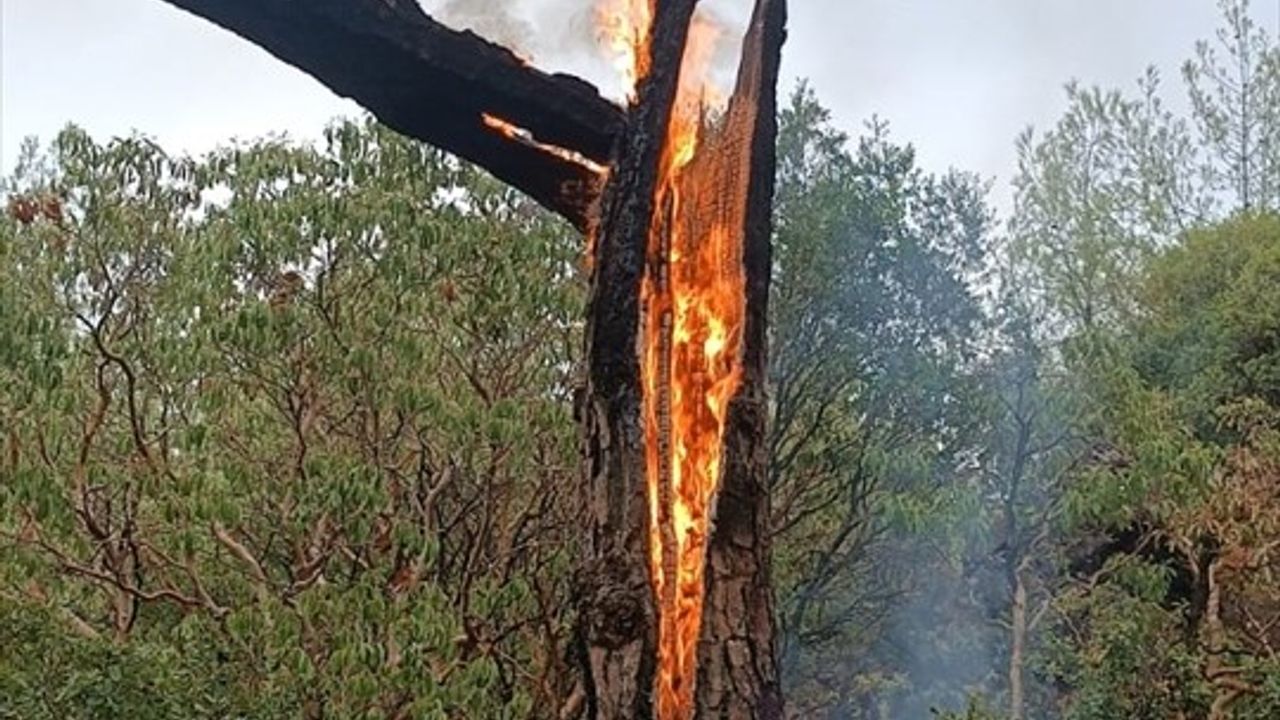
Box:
xmin=575 ymin=1 xmax=701 ymax=715
xmin=1204 ymin=557 xmax=1251 ymax=720
xmin=1009 ymin=567 xmax=1027 ymax=720
xmin=149 ymin=1 xmax=789 ymax=716
xmin=693 ymin=1 xmax=787 ymax=717
xmin=578 ymin=0 xmax=786 ymax=717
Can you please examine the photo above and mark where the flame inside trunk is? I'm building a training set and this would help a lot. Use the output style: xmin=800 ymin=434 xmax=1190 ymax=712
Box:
xmin=642 ymin=144 xmax=745 ymax=720
xmin=600 ymin=2 xmax=751 ymax=718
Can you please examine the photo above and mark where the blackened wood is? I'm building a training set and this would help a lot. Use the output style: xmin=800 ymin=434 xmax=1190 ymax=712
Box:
xmin=577 ymin=0 xmax=700 ymax=717
xmin=158 ymin=0 xmax=625 ymax=230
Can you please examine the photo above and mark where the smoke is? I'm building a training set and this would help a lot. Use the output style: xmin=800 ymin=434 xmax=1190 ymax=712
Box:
xmin=420 ymin=0 xmax=748 ymax=102
xmin=420 ymin=0 xmax=540 ymax=58
xmin=877 ymin=536 xmax=1005 ymax=718
xmin=420 ymin=0 xmax=600 ymax=67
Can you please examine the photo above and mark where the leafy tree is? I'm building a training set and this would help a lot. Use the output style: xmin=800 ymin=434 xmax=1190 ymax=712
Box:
xmin=978 ymin=287 xmax=1085 ymax=720
xmin=0 ymin=120 xmax=583 ymax=719
xmin=1184 ymin=0 xmax=1280 ymax=211
xmin=1011 ymin=0 xmax=1280 ymax=339
xmin=1038 ymin=215 xmax=1280 ymax=720
xmin=987 ymin=6 xmax=1280 ymax=718
xmin=1009 ymin=73 xmax=1207 ymax=337
xmin=770 ymin=85 xmax=995 ymax=717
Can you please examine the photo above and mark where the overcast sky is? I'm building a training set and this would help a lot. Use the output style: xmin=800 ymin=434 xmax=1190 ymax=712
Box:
xmin=3 ymin=1 xmax=1278 ymax=217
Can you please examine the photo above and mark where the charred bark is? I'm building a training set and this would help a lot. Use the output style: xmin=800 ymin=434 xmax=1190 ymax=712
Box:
xmin=578 ymin=0 xmax=786 ymax=715
xmin=583 ymin=0 xmax=783 ymax=712
xmin=577 ymin=2 xmax=701 ymax=716
xmin=694 ymin=1 xmax=787 ymax=718
xmin=158 ymin=0 xmax=624 ymax=230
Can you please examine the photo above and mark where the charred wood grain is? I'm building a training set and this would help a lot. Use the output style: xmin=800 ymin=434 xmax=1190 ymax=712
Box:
xmin=696 ymin=0 xmax=787 ymax=718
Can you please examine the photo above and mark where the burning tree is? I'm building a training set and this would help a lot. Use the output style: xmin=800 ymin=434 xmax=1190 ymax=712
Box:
xmin=156 ymin=1 xmax=787 ymax=717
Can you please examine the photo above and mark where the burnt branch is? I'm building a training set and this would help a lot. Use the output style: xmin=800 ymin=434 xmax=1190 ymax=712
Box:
xmin=157 ymin=0 xmax=627 ymax=230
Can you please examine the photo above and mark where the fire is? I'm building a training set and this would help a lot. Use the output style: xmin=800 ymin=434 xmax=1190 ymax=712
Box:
xmin=480 ymin=113 xmax=608 ymax=267
xmin=480 ymin=113 xmax=609 ymax=176
xmin=601 ymin=4 xmax=746 ymax=719
xmin=594 ymin=0 xmax=653 ymax=99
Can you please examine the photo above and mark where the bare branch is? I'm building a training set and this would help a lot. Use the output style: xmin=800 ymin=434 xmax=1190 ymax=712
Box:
xmin=156 ymin=0 xmax=626 ymax=230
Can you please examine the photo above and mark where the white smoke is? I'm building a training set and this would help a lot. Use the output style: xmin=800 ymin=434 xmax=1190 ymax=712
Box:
xmin=420 ymin=0 xmax=540 ymax=57
xmin=420 ymin=0 xmax=748 ymax=102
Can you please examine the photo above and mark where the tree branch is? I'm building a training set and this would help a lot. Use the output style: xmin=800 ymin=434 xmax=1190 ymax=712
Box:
xmin=157 ymin=0 xmax=627 ymax=230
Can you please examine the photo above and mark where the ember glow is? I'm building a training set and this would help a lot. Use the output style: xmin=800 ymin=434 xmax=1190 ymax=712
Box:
xmin=595 ymin=0 xmax=653 ymax=99
xmin=480 ymin=113 xmax=609 ymax=176
xmin=600 ymin=3 xmax=748 ymax=718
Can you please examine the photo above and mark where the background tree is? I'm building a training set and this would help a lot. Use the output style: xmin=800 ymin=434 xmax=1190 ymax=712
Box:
xmin=1 ymin=122 xmax=585 ymax=719
xmin=1184 ymin=0 xmax=1280 ymax=212
xmin=994 ymin=2 xmax=1280 ymax=717
xmin=1009 ymin=73 xmax=1207 ymax=337
xmin=1036 ymin=215 xmax=1280 ymax=720
xmin=769 ymin=86 xmax=996 ymax=717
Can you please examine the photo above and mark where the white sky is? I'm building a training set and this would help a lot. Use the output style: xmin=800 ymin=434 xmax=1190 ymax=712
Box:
xmin=3 ymin=1 xmax=1278 ymax=217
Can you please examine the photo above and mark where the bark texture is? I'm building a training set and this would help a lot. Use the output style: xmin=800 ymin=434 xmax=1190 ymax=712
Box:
xmin=579 ymin=0 xmax=787 ymax=716
xmin=154 ymin=0 xmax=789 ymax=715
xmin=692 ymin=1 xmax=787 ymax=718
xmin=158 ymin=0 xmax=624 ymax=230
xmin=1204 ymin=557 xmax=1250 ymax=720
xmin=1009 ymin=566 xmax=1028 ymax=720
xmin=577 ymin=3 xmax=701 ymax=716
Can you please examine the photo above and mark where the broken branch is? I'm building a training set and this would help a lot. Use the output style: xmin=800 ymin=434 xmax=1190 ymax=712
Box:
xmin=157 ymin=0 xmax=626 ymax=230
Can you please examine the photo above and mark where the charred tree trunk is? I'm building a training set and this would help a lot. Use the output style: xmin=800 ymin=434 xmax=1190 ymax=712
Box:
xmin=152 ymin=1 xmax=788 ymax=716
xmin=578 ymin=0 xmax=786 ymax=713
xmin=579 ymin=0 xmax=786 ymax=716
xmin=575 ymin=1 xmax=701 ymax=716
xmin=693 ymin=1 xmax=786 ymax=717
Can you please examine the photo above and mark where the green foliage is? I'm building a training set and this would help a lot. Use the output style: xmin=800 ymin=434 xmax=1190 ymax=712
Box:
xmin=1139 ymin=214 xmax=1280 ymax=432
xmin=0 ymin=120 xmax=581 ymax=718
xmin=0 ymin=600 xmax=228 ymax=720
xmin=1041 ymin=559 xmax=1212 ymax=720
xmin=1009 ymin=72 xmax=1205 ymax=336
xmin=770 ymin=84 xmax=998 ymax=717
xmin=991 ymin=6 xmax=1280 ymax=719
xmin=1020 ymin=136 xmax=1280 ymax=720
xmin=930 ymin=696 xmax=1001 ymax=720
xmin=1184 ymin=0 xmax=1280 ymax=210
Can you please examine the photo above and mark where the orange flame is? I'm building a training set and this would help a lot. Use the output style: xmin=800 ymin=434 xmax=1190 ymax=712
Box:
xmin=481 ymin=112 xmax=609 ymax=268
xmin=595 ymin=0 xmax=653 ymax=99
xmin=481 ymin=113 xmax=609 ymax=176
xmin=600 ymin=4 xmax=745 ymax=719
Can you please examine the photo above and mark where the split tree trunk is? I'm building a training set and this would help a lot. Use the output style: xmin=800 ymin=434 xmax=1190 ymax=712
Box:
xmin=575 ymin=1 xmax=701 ymax=716
xmin=693 ymin=1 xmax=787 ymax=716
xmin=153 ymin=1 xmax=788 ymax=716
xmin=578 ymin=1 xmax=786 ymax=717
